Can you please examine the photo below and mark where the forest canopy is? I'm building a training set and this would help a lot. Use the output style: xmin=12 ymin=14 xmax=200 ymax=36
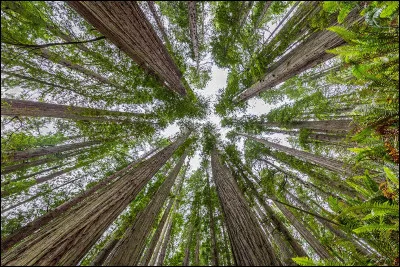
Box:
xmin=1 ymin=1 xmax=399 ymax=266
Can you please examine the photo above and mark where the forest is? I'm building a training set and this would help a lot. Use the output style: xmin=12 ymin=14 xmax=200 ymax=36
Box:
xmin=0 ymin=1 xmax=399 ymax=266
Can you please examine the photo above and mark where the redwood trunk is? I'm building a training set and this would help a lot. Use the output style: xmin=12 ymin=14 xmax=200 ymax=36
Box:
xmin=188 ymin=1 xmax=199 ymax=67
xmin=104 ymin=150 xmax=188 ymax=265
xmin=1 ymin=98 xmax=151 ymax=122
xmin=68 ymin=1 xmax=187 ymax=95
xmin=156 ymin=205 xmax=175 ymax=266
xmin=90 ymin=238 xmax=119 ymax=266
xmin=263 ymin=120 xmax=353 ymax=134
xmin=206 ymin=172 xmax=219 ymax=266
xmin=211 ymin=149 xmax=280 ymax=266
xmin=1 ymin=134 xmax=188 ymax=265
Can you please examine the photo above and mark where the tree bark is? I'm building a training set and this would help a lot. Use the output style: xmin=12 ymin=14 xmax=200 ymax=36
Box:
xmin=1 ymin=98 xmax=152 ymax=122
xmin=1 ymin=134 xmax=188 ymax=265
xmin=274 ymin=202 xmax=332 ymax=259
xmin=263 ymin=120 xmax=353 ymax=134
xmin=237 ymin=9 xmax=361 ymax=101
xmin=221 ymin=217 xmax=233 ymax=266
xmin=211 ymin=149 xmax=280 ymax=266
xmin=206 ymin=172 xmax=219 ymax=266
xmin=68 ymin=1 xmax=187 ymax=96
xmin=147 ymin=1 xmax=171 ymax=47
xmin=2 ymin=140 xmax=100 ymax=163
xmin=1 ymin=163 xmax=65 ymax=186
xmin=104 ymin=150 xmax=188 ymax=266
xmin=240 ymin=133 xmax=356 ymax=176
xmin=156 ymin=204 xmax=176 ymax=266
xmin=183 ymin=219 xmax=195 ymax=266
xmin=188 ymin=1 xmax=199 ymax=68
xmin=90 ymin=238 xmax=119 ymax=266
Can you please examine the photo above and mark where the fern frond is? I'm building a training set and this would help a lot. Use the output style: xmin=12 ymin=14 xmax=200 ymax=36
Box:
xmin=353 ymin=223 xmax=399 ymax=234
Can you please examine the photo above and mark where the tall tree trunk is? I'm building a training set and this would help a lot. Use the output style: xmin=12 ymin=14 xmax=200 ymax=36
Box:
xmin=1 ymin=98 xmax=152 ymax=122
xmin=1 ymin=149 xmax=85 ymax=175
xmin=90 ymin=238 xmax=119 ymax=266
xmin=194 ymin=229 xmax=200 ymax=266
xmin=206 ymin=172 xmax=219 ymax=266
xmin=156 ymin=203 xmax=176 ymax=266
xmin=141 ymin=170 xmax=185 ymax=266
xmin=1 ymin=178 xmax=78 ymax=214
xmin=274 ymin=202 xmax=332 ymax=259
xmin=68 ymin=1 xmax=187 ymax=96
xmin=0 ymin=134 xmax=188 ymax=265
xmin=2 ymin=140 xmax=100 ymax=163
xmin=1 ymin=146 xmax=159 ymax=252
xmin=211 ymin=149 xmax=280 ymax=266
xmin=230 ymin=162 xmax=308 ymax=258
xmin=188 ymin=1 xmax=199 ymax=69
xmin=263 ymin=120 xmax=353 ymax=134
xmin=255 ymin=1 xmax=272 ymax=28
xmin=1 ymin=163 xmax=65 ymax=186
xmin=183 ymin=218 xmax=195 ymax=266
xmin=221 ymin=218 xmax=233 ymax=266
xmin=240 ymin=133 xmax=357 ymax=176
xmin=237 ymin=9 xmax=361 ymax=101
xmin=253 ymin=201 xmax=295 ymax=265
xmin=104 ymin=150 xmax=188 ymax=266
xmin=147 ymin=1 xmax=171 ymax=47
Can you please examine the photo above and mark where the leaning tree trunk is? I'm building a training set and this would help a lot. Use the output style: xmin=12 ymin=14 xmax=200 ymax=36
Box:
xmin=240 ymin=133 xmax=357 ymax=176
xmin=68 ymin=1 xmax=187 ymax=96
xmin=188 ymin=1 xmax=199 ymax=69
xmin=1 ymin=98 xmax=152 ymax=122
xmin=274 ymin=202 xmax=332 ymax=260
xmin=90 ymin=238 xmax=119 ymax=266
xmin=262 ymin=119 xmax=353 ymax=134
xmin=237 ymin=8 xmax=361 ymax=101
xmin=254 ymin=1 xmax=272 ymax=29
xmin=206 ymin=172 xmax=219 ymax=266
xmin=2 ymin=140 xmax=100 ymax=163
xmin=211 ymin=149 xmax=280 ymax=266
xmin=0 ymin=134 xmax=188 ymax=265
xmin=229 ymin=162 xmax=308 ymax=258
xmin=1 ymin=163 xmax=65 ymax=186
xmin=141 ymin=170 xmax=185 ymax=266
xmin=104 ymin=150 xmax=188 ymax=266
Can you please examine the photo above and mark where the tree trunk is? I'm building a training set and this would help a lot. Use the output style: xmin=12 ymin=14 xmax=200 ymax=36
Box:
xmin=90 ymin=238 xmax=119 ymax=266
xmin=147 ymin=1 xmax=171 ymax=48
xmin=221 ymin=219 xmax=233 ymax=266
xmin=2 ymin=140 xmax=100 ymax=163
xmin=1 ymin=163 xmax=65 ymax=186
xmin=156 ymin=204 xmax=175 ymax=266
xmin=1 ymin=178 xmax=78 ymax=214
xmin=0 ymin=134 xmax=188 ymax=265
xmin=240 ymin=133 xmax=356 ymax=176
xmin=263 ymin=120 xmax=353 ymax=134
xmin=1 ymin=98 xmax=152 ymax=122
xmin=237 ymin=9 xmax=361 ymax=101
xmin=231 ymin=163 xmax=308 ymax=258
xmin=1 ymin=146 xmax=159 ymax=252
xmin=68 ymin=1 xmax=187 ymax=96
xmin=194 ymin=229 xmax=200 ymax=266
xmin=206 ymin=172 xmax=219 ymax=266
xmin=255 ymin=1 xmax=272 ymax=28
xmin=274 ymin=202 xmax=332 ymax=260
xmin=141 ymin=174 xmax=184 ymax=266
xmin=211 ymin=149 xmax=280 ymax=266
xmin=188 ymin=1 xmax=199 ymax=69
xmin=104 ymin=150 xmax=188 ymax=266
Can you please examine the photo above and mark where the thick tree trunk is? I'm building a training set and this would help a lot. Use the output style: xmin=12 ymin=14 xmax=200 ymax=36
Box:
xmin=104 ymin=150 xmax=188 ymax=266
xmin=206 ymin=172 xmax=219 ymax=266
xmin=1 ymin=98 xmax=152 ymax=122
xmin=240 ymin=133 xmax=356 ymax=176
xmin=68 ymin=1 xmax=187 ymax=96
xmin=0 ymin=134 xmax=188 ymax=265
xmin=2 ymin=140 xmax=100 ymax=163
xmin=188 ymin=1 xmax=199 ymax=68
xmin=211 ymin=149 xmax=280 ymax=266
xmin=237 ymin=9 xmax=361 ymax=101
xmin=1 ymin=146 xmax=159 ymax=252
xmin=274 ymin=202 xmax=332 ymax=259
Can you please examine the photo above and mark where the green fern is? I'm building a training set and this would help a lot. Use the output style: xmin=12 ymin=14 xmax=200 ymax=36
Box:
xmin=292 ymin=257 xmax=353 ymax=266
xmin=353 ymin=223 xmax=399 ymax=234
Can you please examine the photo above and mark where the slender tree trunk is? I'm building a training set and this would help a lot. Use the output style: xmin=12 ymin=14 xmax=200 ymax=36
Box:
xmin=206 ymin=172 xmax=219 ymax=266
xmin=263 ymin=120 xmax=353 ymax=134
xmin=274 ymin=202 xmax=332 ymax=259
xmin=255 ymin=1 xmax=272 ymax=28
xmin=1 ymin=98 xmax=152 ymax=122
xmin=147 ymin=1 xmax=171 ymax=47
xmin=90 ymin=238 xmax=119 ymax=266
xmin=211 ymin=149 xmax=280 ymax=266
xmin=2 ymin=140 xmax=100 ymax=163
xmin=156 ymin=204 xmax=175 ymax=266
xmin=0 ymin=134 xmax=188 ymax=265
xmin=221 ymin=219 xmax=233 ymax=266
xmin=183 ymin=219 xmax=195 ymax=266
xmin=194 ymin=229 xmax=200 ymax=266
xmin=68 ymin=1 xmax=187 ymax=95
xmin=141 ymin=173 xmax=184 ymax=266
xmin=230 ymin=163 xmax=308 ymax=258
xmin=1 ymin=163 xmax=65 ymax=186
xmin=237 ymin=9 xmax=361 ymax=101
xmin=240 ymin=133 xmax=357 ymax=176
xmin=1 ymin=178 xmax=78 ymax=214
xmin=188 ymin=1 xmax=199 ymax=69
xmin=105 ymin=150 xmax=188 ymax=266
